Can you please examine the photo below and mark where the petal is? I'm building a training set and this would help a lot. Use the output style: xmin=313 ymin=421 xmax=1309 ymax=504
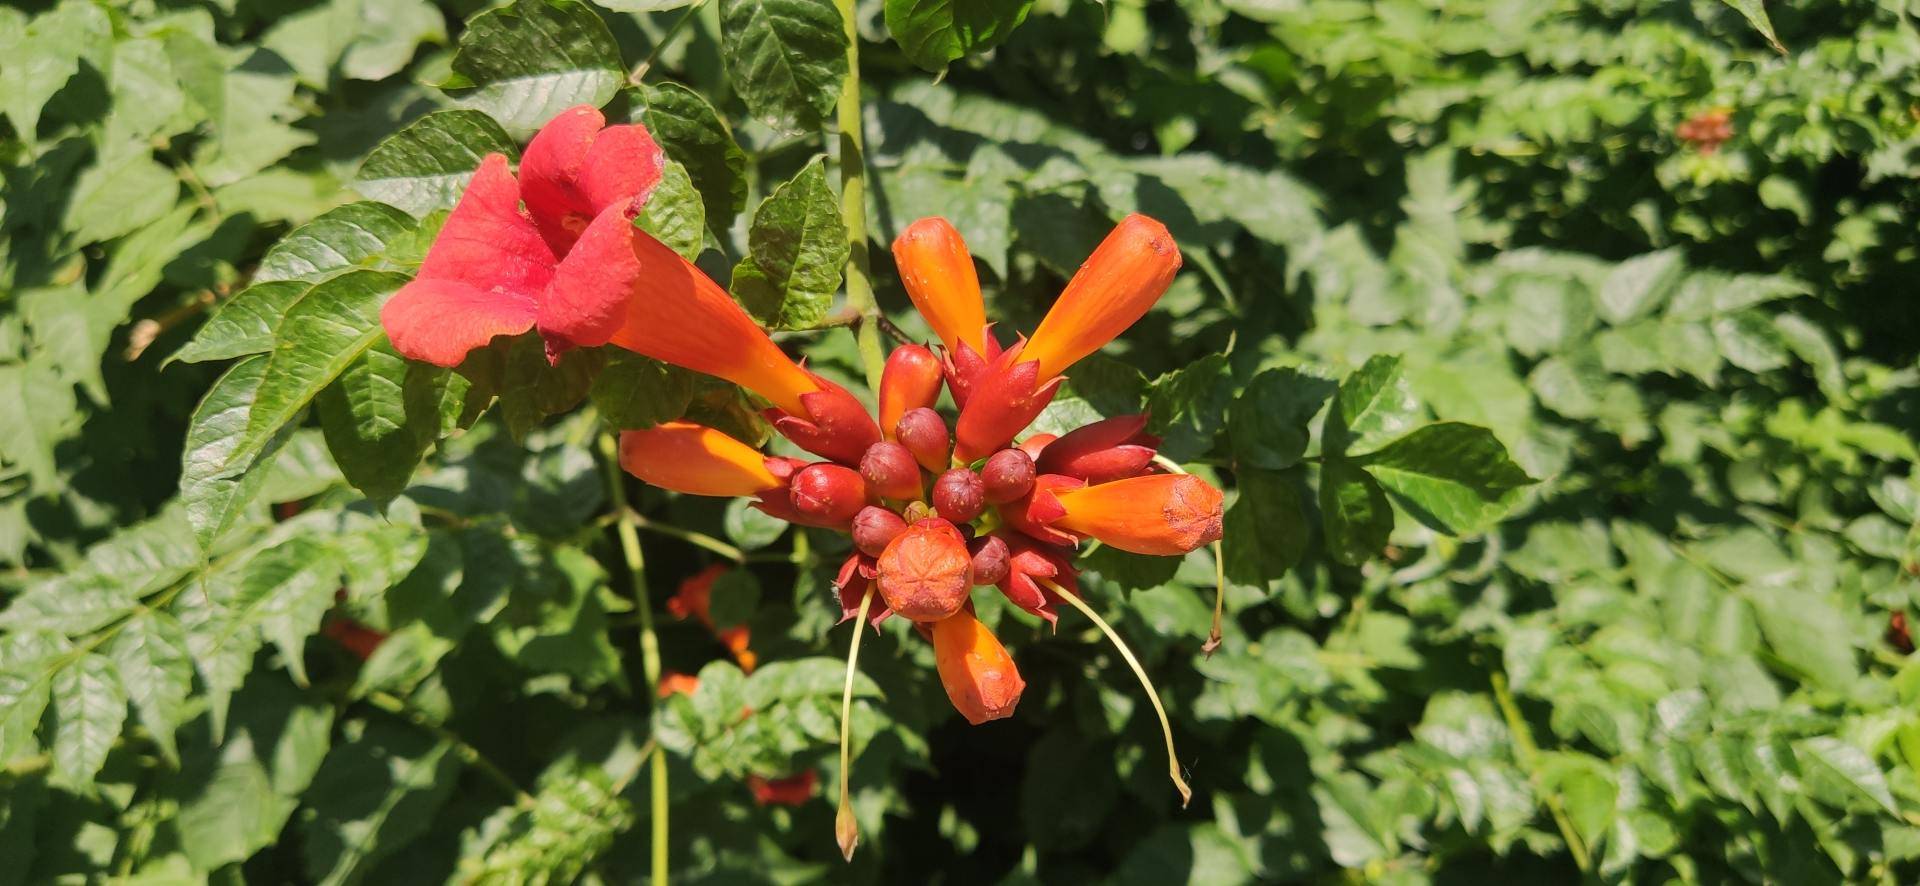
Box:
xmin=520 ymin=105 xmax=666 ymax=256
xmin=930 ymin=607 xmax=1025 ymax=725
xmin=1020 ymin=214 xmax=1181 ymax=380
xmin=416 ymin=153 xmax=556 ymax=296
xmin=604 ymin=229 xmax=820 ymax=415
xmin=892 ymin=217 xmax=987 ymax=355
xmin=619 ymin=421 xmax=784 ymax=497
xmin=1052 ymin=474 xmax=1224 ymax=556
xmin=381 ymin=277 xmax=537 ymax=368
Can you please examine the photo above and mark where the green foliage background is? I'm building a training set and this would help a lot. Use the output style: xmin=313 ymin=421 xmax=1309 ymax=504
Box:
xmin=4 ymin=0 xmax=1920 ymax=882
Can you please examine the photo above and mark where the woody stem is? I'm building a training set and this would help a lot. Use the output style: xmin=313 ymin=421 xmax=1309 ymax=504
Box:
xmin=599 ymin=434 xmax=670 ymax=886
xmin=1040 ymin=578 xmax=1193 ymax=807
xmin=836 ymin=586 xmax=878 ymax=861
xmin=833 ymin=0 xmax=888 ymax=391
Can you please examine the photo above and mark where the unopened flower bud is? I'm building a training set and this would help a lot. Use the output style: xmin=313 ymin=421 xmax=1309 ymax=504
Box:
xmin=789 ymin=464 xmax=868 ymax=527
xmin=860 ymin=441 xmax=923 ymax=501
xmin=932 ymin=469 xmax=986 ymax=523
xmin=876 ymin=519 xmax=972 ymax=621
xmin=980 ymin=449 xmax=1036 ymax=504
xmin=895 ymin=407 xmax=950 ymax=472
xmin=852 ymin=506 xmax=908 ymax=557
xmin=879 ymin=345 xmax=943 ymax=439
xmin=968 ymin=535 xmax=1010 ymax=586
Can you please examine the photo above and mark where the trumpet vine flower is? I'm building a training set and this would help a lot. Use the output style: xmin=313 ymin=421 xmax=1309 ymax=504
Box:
xmin=379 ymin=114 xmax=1224 ymax=859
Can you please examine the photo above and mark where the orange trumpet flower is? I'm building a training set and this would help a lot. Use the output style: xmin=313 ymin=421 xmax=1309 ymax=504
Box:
xmin=1051 ymin=474 xmax=1224 ymax=556
xmin=618 ymin=422 xmax=782 ymax=497
xmin=929 ymin=607 xmax=1024 ymax=725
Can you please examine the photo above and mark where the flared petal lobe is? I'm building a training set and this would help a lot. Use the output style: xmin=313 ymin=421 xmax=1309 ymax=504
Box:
xmin=1051 ymin=474 xmax=1224 ymax=556
xmin=519 ymin=105 xmax=666 ymax=256
xmin=382 ymin=154 xmax=551 ymax=367
xmin=620 ymin=422 xmax=783 ymax=497
xmin=597 ymin=228 xmax=820 ymax=415
xmin=892 ymin=217 xmax=987 ymax=355
xmin=1019 ymin=214 xmax=1181 ymax=380
xmin=930 ymin=608 xmax=1024 ymax=725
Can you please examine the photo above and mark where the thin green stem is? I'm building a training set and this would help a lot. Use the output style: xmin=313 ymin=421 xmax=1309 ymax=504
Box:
xmin=365 ymin=691 xmax=534 ymax=809
xmin=833 ymin=0 xmax=887 ymax=391
xmin=1041 ymin=578 xmax=1192 ymax=807
xmin=1490 ymin=670 xmax=1591 ymax=874
xmin=598 ymin=434 xmax=669 ymax=886
xmin=626 ymin=507 xmax=747 ymax=563
xmin=835 ymin=586 xmax=877 ymax=862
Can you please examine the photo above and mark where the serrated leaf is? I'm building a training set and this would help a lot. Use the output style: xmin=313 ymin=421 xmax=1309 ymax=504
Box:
xmin=1229 ymin=367 xmax=1335 ymax=470
xmin=589 ymin=351 xmax=697 ymax=429
xmin=301 ymin=719 xmax=459 ymax=886
xmin=1224 ymin=466 xmax=1309 ymax=584
xmin=1333 ymin=355 xmax=1420 ymax=455
xmin=50 ymin=654 xmax=126 ymax=787
xmin=169 ymin=281 xmax=310 ymax=366
xmin=637 ymin=81 xmax=748 ymax=230
xmin=720 ymin=0 xmax=849 ymax=132
xmin=256 ymin=202 xmax=420 ymax=284
xmin=1795 ymin=736 xmax=1896 ymax=815
xmin=1718 ymin=0 xmax=1785 ymax=53
xmin=885 ymin=0 xmax=1034 ymax=73
xmin=181 ymin=356 xmax=292 ymax=549
xmin=317 ymin=342 xmax=457 ymax=501
xmin=227 ymin=270 xmax=412 ymax=472
xmin=443 ymin=0 xmax=626 ymax=139
xmin=1320 ymin=458 xmax=1392 ymax=566
xmin=1356 ymin=422 xmax=1534 ymax=536
xmin=733 ymin=157 xmax=847 ymax=330
xmin=636 ymin=160 xmax=706 ymax=261
xmin=110 ymin=612 xmax=194 ymax=766
xmin=354 ymin=110 xmax=520 ymax=216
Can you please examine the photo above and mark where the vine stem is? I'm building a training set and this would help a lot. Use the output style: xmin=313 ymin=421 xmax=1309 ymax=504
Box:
xmin=598 ymin=433 xmax=670 ymax=886
xmin=1039 ymin=578 xmax=1192 ymax=807
xmin=835 ymin=587 xmax=877 ymax=861
xmin=833 ymin=0 xmax=889 ymax=391
xmin=1490 ymin=669 xmax=1592 ymax=873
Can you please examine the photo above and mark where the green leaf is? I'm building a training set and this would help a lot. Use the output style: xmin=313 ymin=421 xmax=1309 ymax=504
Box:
xmin=354 ymin=110 xmax=520 ymax=216
xmin=719 ymin=0 xmax=849 ymax=132
xmin=301 ymin=719 xmax=459 ymax=886
xmin=64 ymin=144 xmax=181 ymax=245
xmin=885 ymin=0 xmax=1034 ymax=73
xmin=256 ymin=202 xmax=420 ymax=284
xmin=732 ymin=157 xmax=847 ymax=330
xmin=168 ymin=281 xmax=309 ymax=366
xmin=1229 ymin=366 xmax=1335 ymax=470
xmin=1356 ymin=422 xmax=1534 ymax=536
xmin=317 ymin=343 xmax=459 ymax=502
xmin=1320 ymin=458 xmax=1392 ymax=566
xmin=1332 ymin=354 xmax=1420 ymax=455
xmin=1224 ymin=467 xmax=1309 ymax=584
xmin=227 ymin=270 xmax=412 ymax=473
xmin=1718 ymin=0 xmax=1785 ymax=53
xmin=637 ymin=81 xmax=749 ymax=230
xmin=109 ymin=612 xmax=195 ymax=767
xmin=1794 ymin=736 xmax=1896 ymax=815
xmin=50 ymin=653 xmax=126 ymax=788
xmin=636 ymin=159 xmax=707 ymax=262
xmin=590 ymin=351 xmax=697 ymax=430
xmin=181 ymin=356 xmax=291 ymax=550
xmin=443 ymin=0 xmax=626 ymax=139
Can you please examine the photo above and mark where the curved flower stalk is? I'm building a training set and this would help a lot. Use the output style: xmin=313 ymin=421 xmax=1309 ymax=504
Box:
xmin=378 ymin=120 xmax=1224 ymax=856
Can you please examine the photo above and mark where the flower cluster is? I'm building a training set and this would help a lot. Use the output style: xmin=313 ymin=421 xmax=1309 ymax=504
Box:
xmin=380 ymin=107 xmax=1225 ymax=859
